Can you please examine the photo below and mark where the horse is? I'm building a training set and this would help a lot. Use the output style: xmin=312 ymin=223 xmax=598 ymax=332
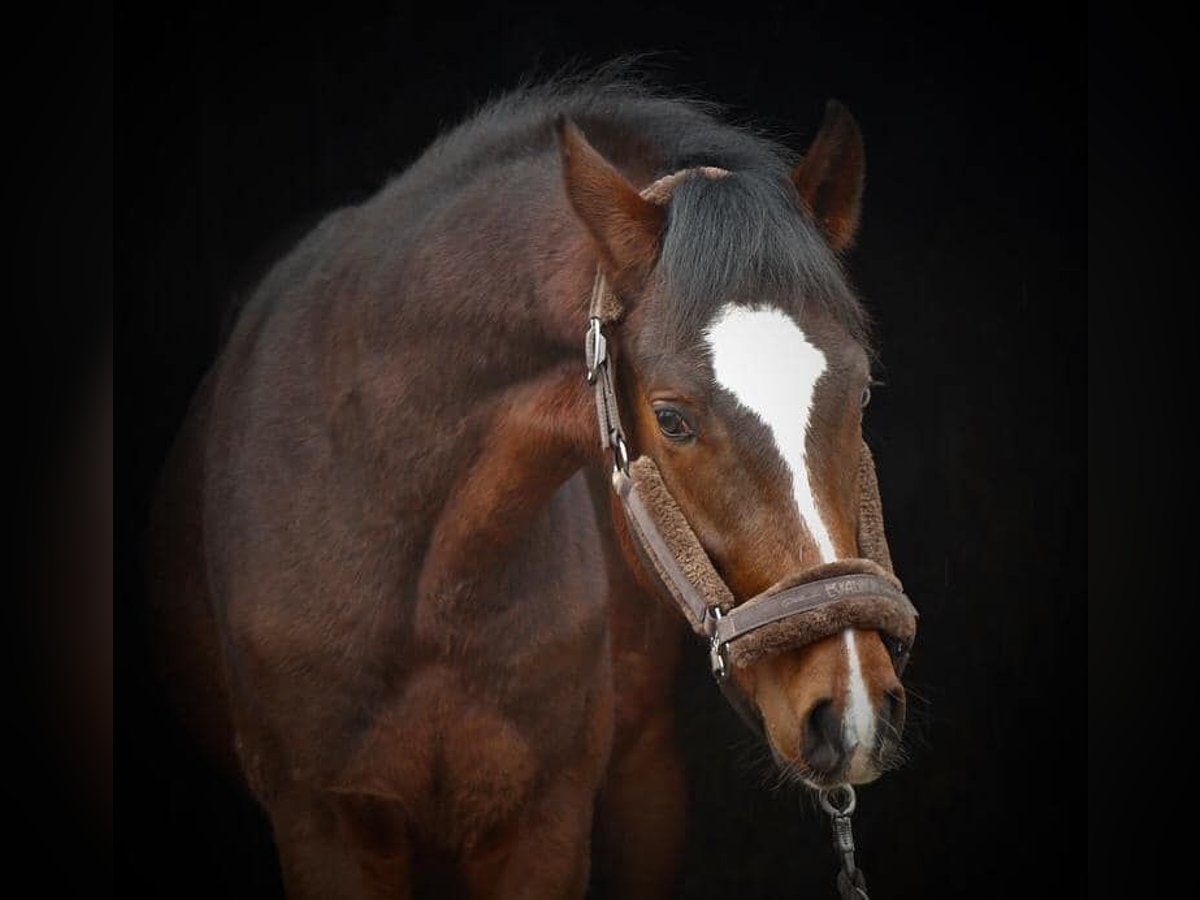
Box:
xmin=145 ymin=75 xmax=913 ymax=898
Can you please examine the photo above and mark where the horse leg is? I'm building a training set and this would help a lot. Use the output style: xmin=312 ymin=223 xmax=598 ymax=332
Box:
xmin=457 ymin=672 xmax=613 ymax=900
xmin=459 ymin=761 xmax=599 ymax=900
xmin=582 ymin=468 xmax=689 ymax=898
xmin=593 ymin=710 xmax=687 ymax=899
xmin=264 ymin=785 xmax=413 ymax=900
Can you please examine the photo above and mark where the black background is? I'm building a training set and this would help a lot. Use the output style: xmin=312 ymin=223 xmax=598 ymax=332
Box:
xmin=117 ymin=1 xmax=1084 ymax=896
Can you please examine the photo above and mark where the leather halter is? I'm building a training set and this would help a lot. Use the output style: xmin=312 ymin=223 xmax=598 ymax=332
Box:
xmin=584 ymin=170 xmax=918 ymax=736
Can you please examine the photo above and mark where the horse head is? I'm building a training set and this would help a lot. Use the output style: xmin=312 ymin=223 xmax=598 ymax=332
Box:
xmin=557 ymin=103 xmax=907 ymax=787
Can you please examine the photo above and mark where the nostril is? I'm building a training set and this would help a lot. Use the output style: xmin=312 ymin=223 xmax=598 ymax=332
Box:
xmin=804 ymin=698 xmax=845 ymax=775
xmin=880 ymin=687 xmax=906 ymax=737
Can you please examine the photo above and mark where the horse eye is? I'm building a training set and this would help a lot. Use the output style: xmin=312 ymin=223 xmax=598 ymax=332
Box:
xmin=655 ymin=408 xmax=694 ymax=440
xmin=887 ymin=637 xmax=908 ymax=661
xmin=861 ymin=386 xmax=872 ymax=408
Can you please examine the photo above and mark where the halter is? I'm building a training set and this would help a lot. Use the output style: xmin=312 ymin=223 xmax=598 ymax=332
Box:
xmin=584 ymin=166 xmax=916 ymax=900
xmin=584 ymin=168 xmax=919 ymax=737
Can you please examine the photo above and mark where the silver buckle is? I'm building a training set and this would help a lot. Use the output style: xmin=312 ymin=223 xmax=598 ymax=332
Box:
xmin=706 ymin=607 xmax=727 ymax=680
xmin=611 ymin=432 xmax=630 ymax=475
xmin=585 ymin=317 xmax=607 ymax=384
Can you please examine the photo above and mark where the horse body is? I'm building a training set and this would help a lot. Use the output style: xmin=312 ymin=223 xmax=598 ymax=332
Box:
xmin=149 ymin=87 xmax=699 ymax=896
xmin=148 ymin=79 xmax=907 ymax=897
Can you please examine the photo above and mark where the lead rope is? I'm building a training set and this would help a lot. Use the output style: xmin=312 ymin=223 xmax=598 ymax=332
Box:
xmin=819 ymin=786 xmax=870 ymax=900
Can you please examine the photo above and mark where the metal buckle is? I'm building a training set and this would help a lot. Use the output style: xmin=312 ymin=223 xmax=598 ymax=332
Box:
xmin=706 ymin=607 xmax=727 ymax=680
xmin=585 ymin=317 xmax=607 ymax=384
xmin=819 ymin=785 xmax=869 ymax=898
xmin=611 ymin=432 xmax=630 ymax=475
xmin=819 ymin=784 xmax=857 ymax=817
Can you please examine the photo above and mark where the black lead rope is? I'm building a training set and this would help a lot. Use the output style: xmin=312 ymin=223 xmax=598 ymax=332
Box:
xmin=819 ymin=786 xmax=870 ymax=900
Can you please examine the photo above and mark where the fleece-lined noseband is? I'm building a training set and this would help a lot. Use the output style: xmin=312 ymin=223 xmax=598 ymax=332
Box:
xmin=585 ymin=168 xmax=918 ymax=736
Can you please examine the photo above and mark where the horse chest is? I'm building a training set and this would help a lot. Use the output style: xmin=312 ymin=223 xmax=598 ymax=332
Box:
xmin=334 ymin=476 xmax=615 ymax=834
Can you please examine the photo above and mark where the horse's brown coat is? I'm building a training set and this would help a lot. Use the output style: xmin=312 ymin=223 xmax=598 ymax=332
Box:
xmin=146 ymin=81 xmax=905 ymax=897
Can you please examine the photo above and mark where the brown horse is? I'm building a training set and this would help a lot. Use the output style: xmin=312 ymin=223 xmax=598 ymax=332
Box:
xmin=147 ymin=76 xmax=909 ymax=898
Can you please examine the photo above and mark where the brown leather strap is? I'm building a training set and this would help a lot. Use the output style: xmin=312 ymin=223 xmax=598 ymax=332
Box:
xmin=612 ymin=469 xmax=714 ymax=630
xmin=712 ymin=574 xmax=915 ymax=650
xmin=856 ymin=441 xmax=893 ymax=572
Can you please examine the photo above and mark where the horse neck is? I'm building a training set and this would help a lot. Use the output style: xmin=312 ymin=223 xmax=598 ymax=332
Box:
xmin=344 ymin=180 xmax=606 ymax=599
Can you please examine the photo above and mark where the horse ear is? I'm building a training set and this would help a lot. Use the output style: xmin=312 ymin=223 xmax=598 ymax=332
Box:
xmin=555 ymin=116 xmax=665 ymax=292
xmin=792 ymin=100 xmax=866 ymax=252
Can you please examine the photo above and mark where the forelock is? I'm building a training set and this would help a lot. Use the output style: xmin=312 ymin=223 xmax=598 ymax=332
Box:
xmin=654 ymin=171 xmax=870 ymax=349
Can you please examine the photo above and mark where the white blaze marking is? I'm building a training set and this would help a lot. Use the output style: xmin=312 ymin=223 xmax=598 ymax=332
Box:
xmin=843 ymin=630 xmax=876 ymax=773
xmin=706 ymin=305 xmax=879 ymax=776
xmin=704 ymin=304 xmax=836 ymax=561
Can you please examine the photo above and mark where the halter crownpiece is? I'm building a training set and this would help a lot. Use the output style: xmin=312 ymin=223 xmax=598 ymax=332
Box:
xmin=585 ymin=167 xmax=918 ymax=736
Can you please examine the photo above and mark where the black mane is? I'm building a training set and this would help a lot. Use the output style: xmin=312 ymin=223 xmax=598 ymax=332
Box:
xmin=396 ymin=68 xmax=869 ymax=347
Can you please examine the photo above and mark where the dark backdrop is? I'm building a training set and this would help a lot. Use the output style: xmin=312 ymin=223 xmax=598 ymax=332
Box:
xmin=119 ymin=2 xmax=1084 ymax=896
